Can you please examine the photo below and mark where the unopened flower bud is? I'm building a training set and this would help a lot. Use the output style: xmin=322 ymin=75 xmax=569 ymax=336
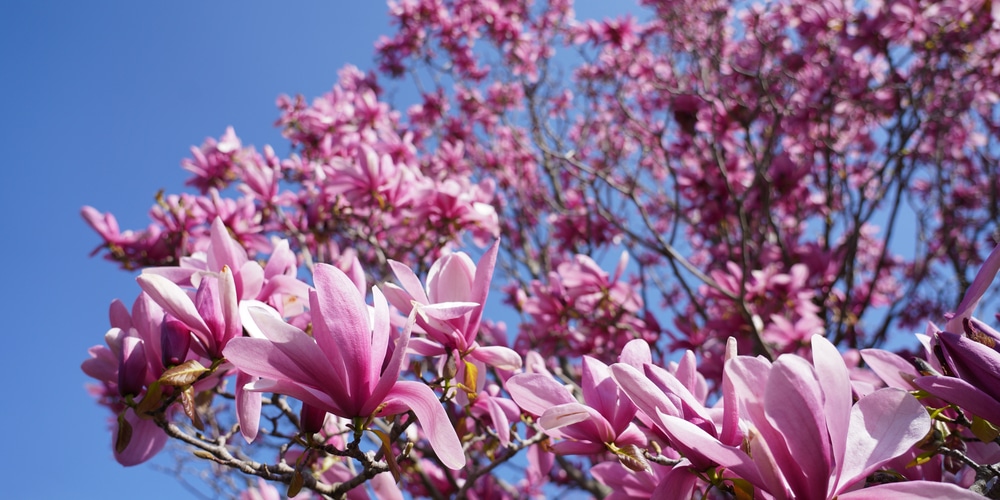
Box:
xmin=161 ymin=316 xmax=191 ymax=368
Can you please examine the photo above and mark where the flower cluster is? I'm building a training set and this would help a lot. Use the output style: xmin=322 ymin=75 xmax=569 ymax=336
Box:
xmin=82 ymin=0 xmax=1000 ymax=497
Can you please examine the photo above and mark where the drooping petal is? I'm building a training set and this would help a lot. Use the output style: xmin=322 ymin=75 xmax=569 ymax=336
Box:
xmin=115 ymin=409 xmax=168 ymax=467
xmin=383 ymin=380 xmax=466 ymax=470
xmin=836 ymin=388 xmax=931 ymax=495
xmin=236 ymin=370 xmax=261 ymax=443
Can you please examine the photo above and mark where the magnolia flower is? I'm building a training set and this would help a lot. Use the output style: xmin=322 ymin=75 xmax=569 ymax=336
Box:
xmin=914 ymin=244 xmax=1000 ymax=426
xmin=614 ymin=335 xmax=980 ymax=499
xmin=223 ymin=264 xmax=466 ymax=469
xmin=508 ymin=355 xmax=647 ymax=457
xmin=383 ymin=239 xmax=522 ymax=371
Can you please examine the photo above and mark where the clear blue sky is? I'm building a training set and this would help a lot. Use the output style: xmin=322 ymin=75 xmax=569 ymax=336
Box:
xmin=0 ymin=2 xmax=393 ymax=498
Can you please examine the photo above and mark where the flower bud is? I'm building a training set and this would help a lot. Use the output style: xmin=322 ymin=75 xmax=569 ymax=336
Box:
xmin=118 ymin=336 xmax=148 ymax=397
xmin=161 ymin=316 xmax=191 ymax=368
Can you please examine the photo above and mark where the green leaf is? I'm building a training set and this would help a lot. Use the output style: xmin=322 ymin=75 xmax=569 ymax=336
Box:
xmin=971 ymin=415 xmax=1000 ymax=443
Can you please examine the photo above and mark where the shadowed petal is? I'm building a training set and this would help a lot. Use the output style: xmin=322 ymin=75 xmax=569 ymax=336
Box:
xmin=914 ymin=376 xmax=1000 ymax=426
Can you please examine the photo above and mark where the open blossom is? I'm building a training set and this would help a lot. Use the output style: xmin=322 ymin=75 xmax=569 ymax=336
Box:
xmin=507 ymin=354 xmax=647 ymax=457
xmin=223 ymin=263 xmax=466 ymax=469
xmin=383 ymin=239 xmax=522 ymax=371
xmin=81 ymin=297 xmax=172 ymax=466
xmin=613 ymin=335 xmax=980 ymax=499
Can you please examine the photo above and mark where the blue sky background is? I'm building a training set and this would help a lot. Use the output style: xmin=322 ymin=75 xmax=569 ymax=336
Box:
xmin=1 ymin=2 xmax=394 ymax=498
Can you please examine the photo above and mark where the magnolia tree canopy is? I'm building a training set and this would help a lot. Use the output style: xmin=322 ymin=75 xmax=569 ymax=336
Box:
xmin=82 ymin=0 xmax=1000 ymax=498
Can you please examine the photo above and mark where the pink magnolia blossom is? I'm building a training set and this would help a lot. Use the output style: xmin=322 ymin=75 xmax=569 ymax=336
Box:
xmin=914 ymin=244 xmax=1000 ymax=426
xmin=507 ymin=354 xmax=646 ymax=457
xmin=222 ymin=263 xmax=466 ymax=469
xmin=383 ymin=239 xmax=522 ymax=371
xmin=613 ymin=335 xmax=976 ymax=499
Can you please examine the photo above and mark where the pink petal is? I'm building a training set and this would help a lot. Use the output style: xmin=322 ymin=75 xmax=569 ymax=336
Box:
xmin=207 ymin=217 xmax=248 ymax=272
xmin=506 ymin=373 xmax=577 ymax=416
xmin=609 ymin=363 xmax=681 ymax=424
xmin=483 ymin=396 xmax=513 ymax=447
xmin=363 ymin=311 xmax=412 ymax=416
xmin=136 ymin=273 xmax=211 ymax=339
xmin=811 ymin=334 xmax=851 ymax=492
xmin=619 ymin=338 xmax=652 ymax=368
xmin=115 ymin=408 xmax=168 ymax=467
xmin=838 ymin=480 xmax=984 ymax=499
xmin=465 ymin=239 xmax=500 ymax=340
xmin=388 ymin=260 xmax=430 ymax=304
xmin=836 ymin=388 xmax=931 ymax=495
xmin=914 ymin=375 xmax=1000 ymax=426
xmin=538 ymin=402 xmax=594 ymax=431
xmin=657 ymin=414 xmax=765 ymax=488
xmin=311 ymin=263 xmax=371 ymax=409
xmin=764 ymin=355 xmax=830 ymax=499
xmin=469 ymin=345 xmax=522 ymax=370
xmin=946 ymin=243 xmax=1000 ymax=333
xmin=236 ymin=371 xmax=261 ymax=443
xmin=224 ymin=308 xmax=342 ymax=400
xmin=384 ymin=381 xmax=466 ymax=469
xmin=417 ymin=301 xmax=480 ymax=321
xmin=859 ymin=348 xmax=919 ymax=390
